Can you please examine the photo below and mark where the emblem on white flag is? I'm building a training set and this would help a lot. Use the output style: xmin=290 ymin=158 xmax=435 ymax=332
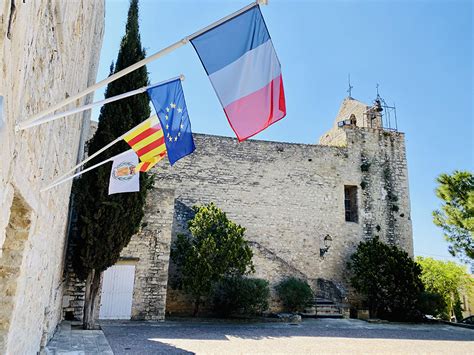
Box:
xmin=108 ymin=149 xmax=140 ymax=195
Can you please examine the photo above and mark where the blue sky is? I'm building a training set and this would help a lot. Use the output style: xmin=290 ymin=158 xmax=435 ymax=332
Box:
xmin=94 ymin=0 xmax=473 ymax=265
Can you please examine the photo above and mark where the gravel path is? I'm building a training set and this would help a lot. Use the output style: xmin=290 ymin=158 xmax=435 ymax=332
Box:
xmin=101 ymin=318 xmax=474 ymax=354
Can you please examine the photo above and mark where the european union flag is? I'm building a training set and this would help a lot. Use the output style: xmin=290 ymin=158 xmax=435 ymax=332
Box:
xmin=147 ymin=79 xmax=195 ymax=165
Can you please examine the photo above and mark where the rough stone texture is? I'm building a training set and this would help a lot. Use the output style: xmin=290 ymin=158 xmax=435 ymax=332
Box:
xmin=63 ymin=188 xmax=176 ymax=322
xmin=148 ymin=97 xmax=412 ymax=316
xmin=120 ymin=188 xmax=175 ymax=321
xmin=320 ymin=97 xmax=383 ymax=146
xmin=64 ymin=102 xmax=412 ymax=319
xmin=0 ymin=1 xmax=104 ymax=353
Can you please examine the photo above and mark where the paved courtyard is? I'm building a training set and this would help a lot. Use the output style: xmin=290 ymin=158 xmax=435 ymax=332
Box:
xmin=101 ymin=318 xmax=474 ymax=354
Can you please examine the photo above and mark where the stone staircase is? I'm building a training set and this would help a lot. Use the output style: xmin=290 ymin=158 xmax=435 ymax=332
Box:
xmin=301 ymin=297 xmax=343 ymax=318
xmin=315 ymin=298 xmax=343 ymax=318
xmin=246 ymin=241 xmax=346 ymax=320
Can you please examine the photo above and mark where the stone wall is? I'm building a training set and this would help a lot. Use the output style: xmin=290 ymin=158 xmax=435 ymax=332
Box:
xmin=64 ymin=97 xmax=412 ymax=319
xmin=0 ymin=1 xmax=104 ymax=353
xmin=120 ymin=188 xmax=175 ymax=320
xmin=138 ymin=118 xmax=413 ymax=315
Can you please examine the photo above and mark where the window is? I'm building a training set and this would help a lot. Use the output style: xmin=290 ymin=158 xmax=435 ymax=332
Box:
xmin=344 ymin=185 xmax=358 ymax=223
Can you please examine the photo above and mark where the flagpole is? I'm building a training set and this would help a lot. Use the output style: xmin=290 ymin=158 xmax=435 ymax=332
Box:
xmin=18 ymin=75 xmax=184 ymax=131
xmin=16 ymin=1 xmax=266 ymax=131
xmin=45 ymin=115 xmax=157 ymax=190
xmin=41 ymin=156 xmax=114 ymax=192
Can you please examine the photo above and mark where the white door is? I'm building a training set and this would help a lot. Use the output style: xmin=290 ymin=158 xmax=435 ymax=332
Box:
xmin=99 ymin=264 xmax=136 ymax=319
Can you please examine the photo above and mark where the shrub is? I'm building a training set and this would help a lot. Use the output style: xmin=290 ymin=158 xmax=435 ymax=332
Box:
xmin=418 ymin=291 xmax=447 ymax=319
xmin=348 ymin=236 xmax=424 ymax=321
xmin=453 ymin=297 xmax=464 ymax=322
xmin=171 ymin=203 xmax=254 ymax=316
xmin=275 ymin=277 xmax=313 ymax=312
xmin=212 ymin=276 xmax=269 ymax=317
xmin=416 ymin=256 xmax=472 ymax=321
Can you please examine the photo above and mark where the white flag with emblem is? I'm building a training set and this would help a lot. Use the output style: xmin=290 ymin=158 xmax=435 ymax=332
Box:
xmin=108 ymin=149 xmax=140 ymax=195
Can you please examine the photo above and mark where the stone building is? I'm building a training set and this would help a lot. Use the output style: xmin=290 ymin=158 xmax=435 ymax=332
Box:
xmin=0 ymin=1 xmax=104 ymax=353
xmin=84 ymin=96 xmax=413 ymax=320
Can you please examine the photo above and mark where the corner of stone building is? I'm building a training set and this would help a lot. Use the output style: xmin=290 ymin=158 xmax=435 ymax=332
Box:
xmin=345 ymin=126 xmax=413 ymax=256
xmin=121 ymin=187 xmax=176 ymax=321
xmin=319 ymin=97 xmax=375 ymax=147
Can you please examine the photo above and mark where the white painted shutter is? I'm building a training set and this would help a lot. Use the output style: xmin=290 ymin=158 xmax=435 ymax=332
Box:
xmin=99 ymin=264 xmax=136 ymax=319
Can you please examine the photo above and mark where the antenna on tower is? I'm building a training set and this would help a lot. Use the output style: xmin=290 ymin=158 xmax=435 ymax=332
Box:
xmin=347 ymin=74 xmax=353 ymax=98
xmin=376 ymin=83 xmax=381 ymax=99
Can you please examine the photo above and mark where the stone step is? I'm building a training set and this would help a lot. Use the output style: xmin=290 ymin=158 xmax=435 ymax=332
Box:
xmin=318 ymin=307 xmax=341 ymax=312
xmin=317 ymin=307 xmax=341 ymax=313
xmin=302 ymin=298 xmax=344 ymax=318
xmin=314 ymin=298 xmax=335 ymax=305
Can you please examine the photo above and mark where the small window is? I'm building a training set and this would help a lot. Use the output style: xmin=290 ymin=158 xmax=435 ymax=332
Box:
xmin=344 ymin=185 xmax=358 ymax=223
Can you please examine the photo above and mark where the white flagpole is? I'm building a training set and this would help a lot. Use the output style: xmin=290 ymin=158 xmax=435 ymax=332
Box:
xmin=16 ymin=1 xmax=265 ymax=131
xmin=18 ymin=75 xmax=184 ymax=130
xmin=41 ymin=156 xmax=114 ymax=192
xmin=45 ymin=115 xmax=157 ymax=190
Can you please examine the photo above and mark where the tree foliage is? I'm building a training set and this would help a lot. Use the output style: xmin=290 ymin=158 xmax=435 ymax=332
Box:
xmin=275 ymin=277 xmax=314 ymax=312
xmin=416 ymin=256 xmax=473 ymax=321
xmin=348 ymin=237 xmax=424 ymax=321
xmin=69 ymin=0 xmax=151 ymax=329
xmin=171 ymin=203 xmax=254 ymax=316
xmin=417 ymin=291 xmax=447 ymax=319
xmin=71 ymin=0 xmax=151 ymax=281
xmin=433 ymin=171 xmax=474 ymax=263
xmin=212 ymin=276 xmax=270 ymax=317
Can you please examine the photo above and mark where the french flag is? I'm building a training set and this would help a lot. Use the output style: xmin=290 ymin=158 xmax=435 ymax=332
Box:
xmin=191 ymin=5 xmax=286 ymax=142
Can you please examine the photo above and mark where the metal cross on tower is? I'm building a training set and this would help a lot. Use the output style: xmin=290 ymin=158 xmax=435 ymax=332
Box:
xmin=347 ymin=74 xmax=353 ymax=98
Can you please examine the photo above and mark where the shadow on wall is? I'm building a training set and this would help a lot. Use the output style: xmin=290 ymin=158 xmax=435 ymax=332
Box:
xmin=0 ymin=190 xmax=32 ymax=348
xmin=316 ymin=278 xmax=346 ymax=304
xmin=167 ymin=199 xmax=195 ymax=286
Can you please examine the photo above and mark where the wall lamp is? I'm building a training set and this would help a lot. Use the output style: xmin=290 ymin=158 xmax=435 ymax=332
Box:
xmin=320 ymin=234 xmax=333 ymax=258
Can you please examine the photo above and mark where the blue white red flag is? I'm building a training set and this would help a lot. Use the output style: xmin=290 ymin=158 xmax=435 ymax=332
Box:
xmin=147 ymin=79 xmax=196 ymax=165
xmin=191 ymin=5 xmax=286 ymax=142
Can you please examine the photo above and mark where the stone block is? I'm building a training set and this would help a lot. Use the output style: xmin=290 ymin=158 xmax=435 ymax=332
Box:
xmin=357 ymin=309 xmax=370 ymax=320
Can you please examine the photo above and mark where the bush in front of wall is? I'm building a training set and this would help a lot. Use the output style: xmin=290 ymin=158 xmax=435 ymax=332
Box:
xmin=417 ymin=291 xmax=447 ymax=319
xmin=275 ymin=277 xmax=314 ymax=312
xmin=212 ymin=276 xmax=270 ymax=317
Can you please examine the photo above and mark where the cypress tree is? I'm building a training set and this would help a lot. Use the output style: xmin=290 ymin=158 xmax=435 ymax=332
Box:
xmin=71 ymin=0 xmax=151 ymax=329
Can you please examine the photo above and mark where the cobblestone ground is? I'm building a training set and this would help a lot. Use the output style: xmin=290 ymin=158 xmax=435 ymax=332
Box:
xmin=101 ymin=318 xmax=474 ymax=355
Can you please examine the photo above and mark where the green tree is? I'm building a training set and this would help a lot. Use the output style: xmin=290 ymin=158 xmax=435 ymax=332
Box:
xmin=433 ymin=171 xmax=474 ymax=263
xmin=71 ymin=0 xmax=151 ymax=329
xmin=171 ymin=203 xmax=254 ymax=316
xmin=416 ymin=257 xmax=473 ymax=321
xmin=348 ymin=237 xmax=424 ymax=321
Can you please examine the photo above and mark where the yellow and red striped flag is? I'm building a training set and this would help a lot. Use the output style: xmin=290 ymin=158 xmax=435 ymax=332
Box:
xmin=136 ymin=152 xmax=166 ymax=172
xmin=123 ymin=116 xmax=167 ymax=162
